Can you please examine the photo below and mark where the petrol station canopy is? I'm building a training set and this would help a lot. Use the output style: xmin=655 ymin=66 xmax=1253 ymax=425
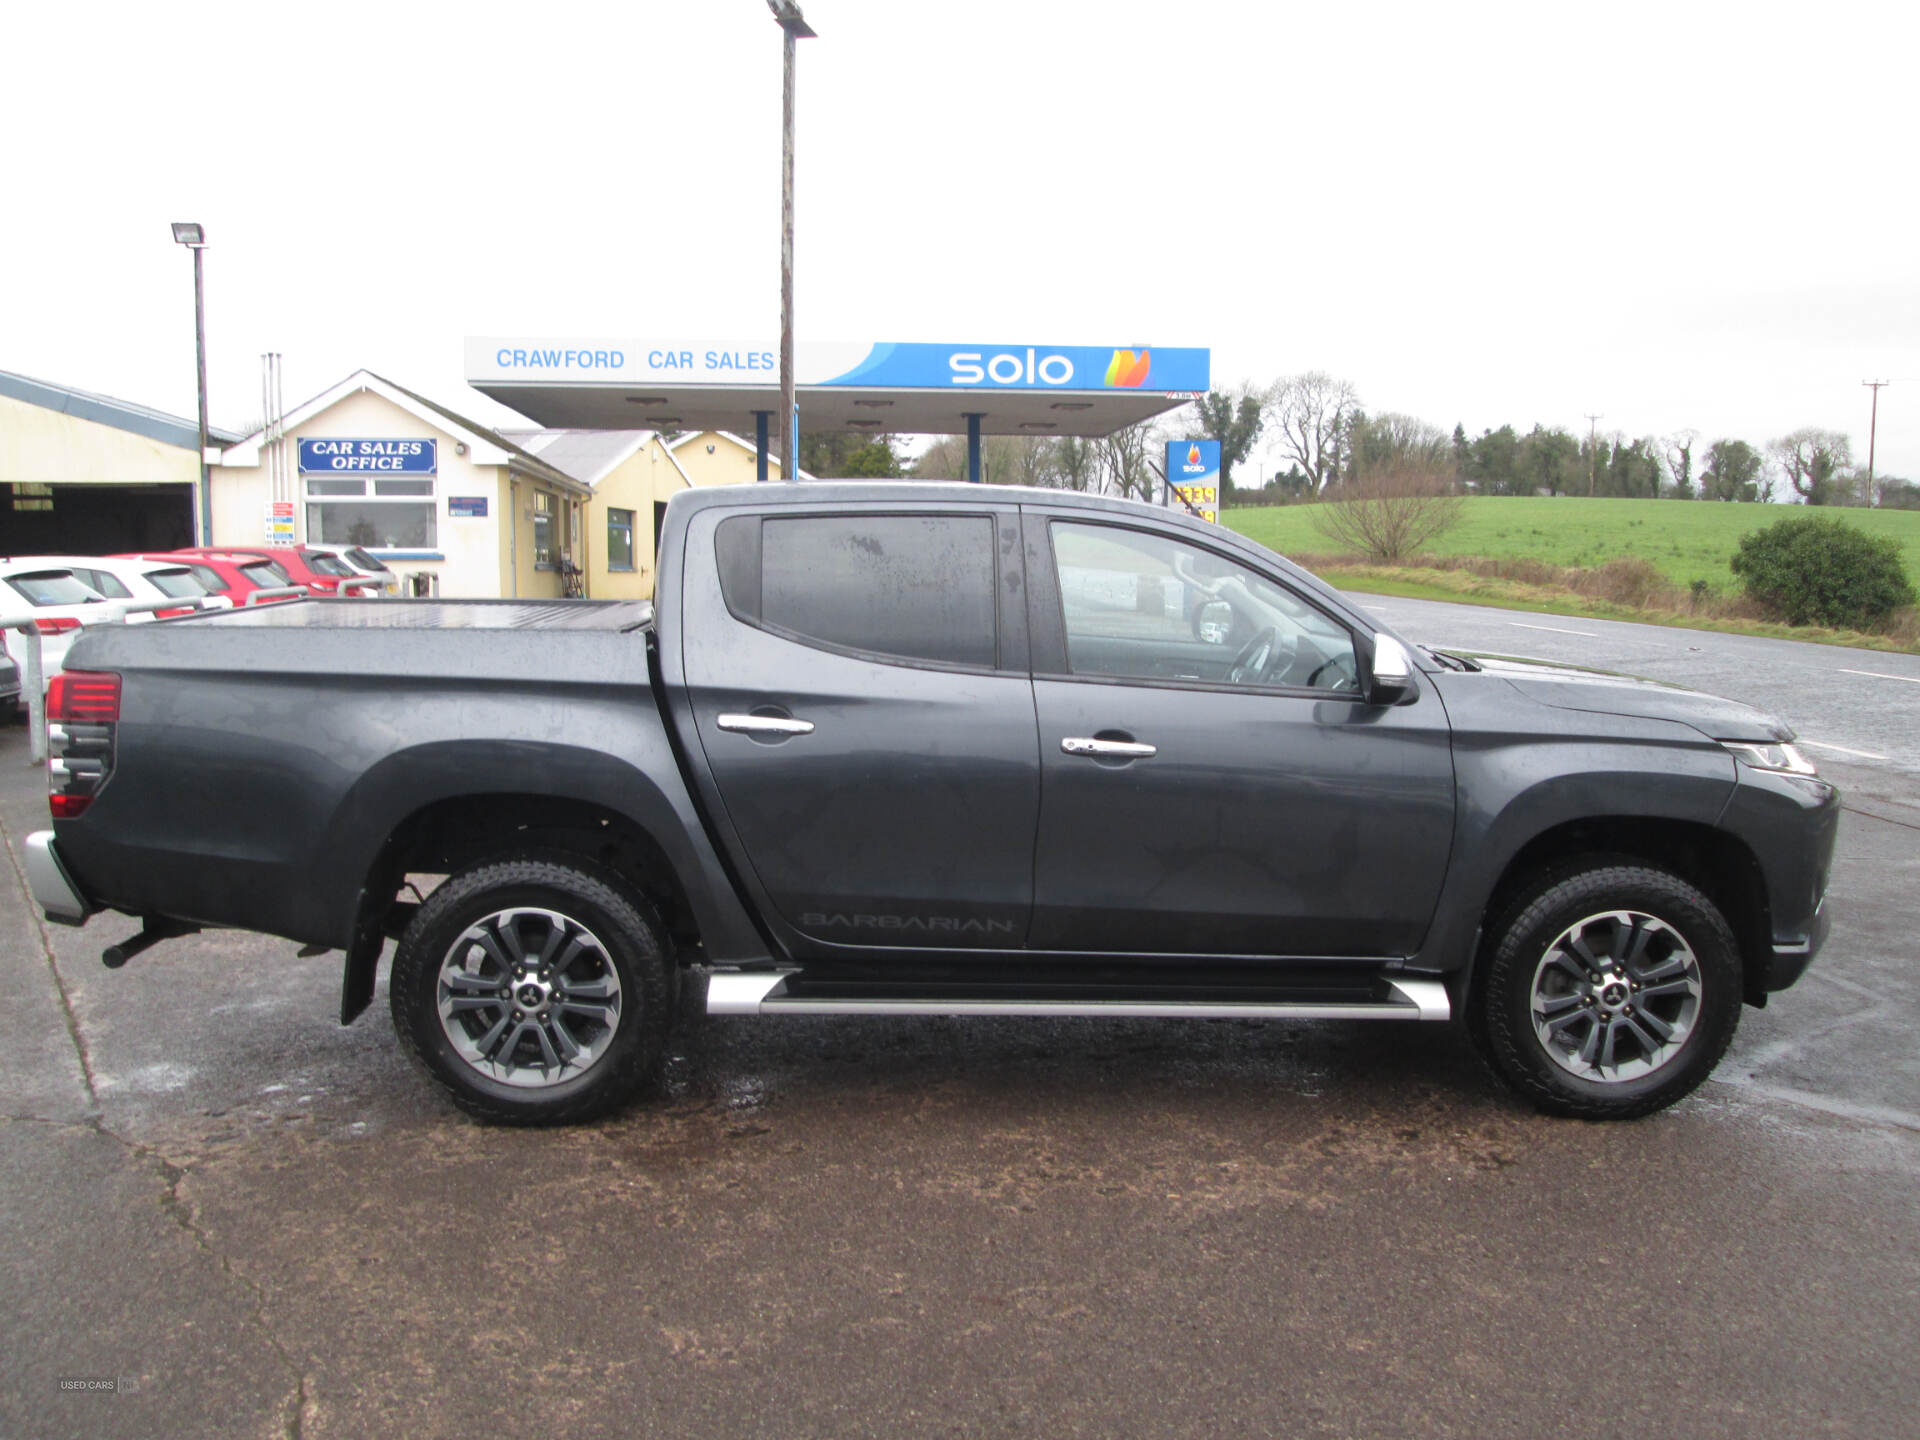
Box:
xmin=465 ymin=338 xmax=1209 ymax=438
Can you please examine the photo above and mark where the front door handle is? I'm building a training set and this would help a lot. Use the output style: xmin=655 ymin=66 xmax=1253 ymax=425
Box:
xmin=1061 ymin=736 xmax=1156 ymax=759
xmin=718 ymin=713 xmax=816 ymax=737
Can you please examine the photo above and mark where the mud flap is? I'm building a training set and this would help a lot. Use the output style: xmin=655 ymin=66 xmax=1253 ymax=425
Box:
xmin=339 ymin=904 xmax=387 ymax=1025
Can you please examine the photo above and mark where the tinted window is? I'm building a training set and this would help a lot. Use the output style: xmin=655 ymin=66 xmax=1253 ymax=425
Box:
xmin=184 ymin=564 xmax=225 ymax=591
xmin=727 ymin=514 xmax=998 ymax=669
xmin=240 ymin=562 xmax=285 ymax=588
xmin=1050 ymin=522 xmax=1360 ymax=692
xmin=5 ymin=571 xmax=100 ymax=606
xmin=76 ymin=568 xmax=133 ymax=599
xmin=305 ymin=553 xmax=355 ymax=577
xmin=344 ymin=548 xmax=389 ymax=572
xmin=145 ymin=568 xmax=207 ymax=598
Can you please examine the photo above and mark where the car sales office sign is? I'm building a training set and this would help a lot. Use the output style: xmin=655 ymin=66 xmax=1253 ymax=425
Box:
xmin=298 ymin=439 xmax=438 ymax=475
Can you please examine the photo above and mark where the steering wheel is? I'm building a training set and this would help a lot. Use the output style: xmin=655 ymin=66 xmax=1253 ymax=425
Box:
xmin=1227 ymin=627 xmax=1281 ymax=685
xmin=1307 ymin=652 xmax=1360 ymax=692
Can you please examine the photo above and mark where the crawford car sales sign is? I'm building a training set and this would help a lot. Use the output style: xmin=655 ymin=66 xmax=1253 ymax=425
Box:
xmin=298 ymin=438 xmax=438 ymax=475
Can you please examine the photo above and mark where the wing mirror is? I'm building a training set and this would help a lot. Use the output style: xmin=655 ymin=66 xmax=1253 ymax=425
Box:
xmin=1194 ymin=599 xmax=1234 ymax=646
xmin=1364 ymin=633 xmax=1416 ymax=705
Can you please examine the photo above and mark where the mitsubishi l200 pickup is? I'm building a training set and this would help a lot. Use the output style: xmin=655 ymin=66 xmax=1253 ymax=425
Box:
xmin=25 ymin=483 xmax=1837 ymax=1124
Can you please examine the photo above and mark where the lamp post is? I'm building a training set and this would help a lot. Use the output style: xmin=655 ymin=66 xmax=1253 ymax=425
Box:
xmin=768 ymin=1 xmax=815 ymax=481
xmin=171 ymin=223 xmax=211 ymax=544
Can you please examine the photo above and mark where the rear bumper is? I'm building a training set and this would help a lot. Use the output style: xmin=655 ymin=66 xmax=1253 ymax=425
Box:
xmin=24 ymin=831 xmax=93 ymax=926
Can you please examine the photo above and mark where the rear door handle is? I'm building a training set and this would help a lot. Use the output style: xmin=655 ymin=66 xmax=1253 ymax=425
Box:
xmin=1061 ymin=736 xmax=1156 ymax=759
xmin=718 ymin=713 xmax=815 ymax=737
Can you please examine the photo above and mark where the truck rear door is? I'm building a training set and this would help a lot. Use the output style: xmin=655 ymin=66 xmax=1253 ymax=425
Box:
xmin=677 ymin=501 xmax=1038 ymax=954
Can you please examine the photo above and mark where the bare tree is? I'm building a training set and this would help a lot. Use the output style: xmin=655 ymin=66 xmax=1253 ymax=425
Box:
xmin=1268 ymin=371 xmax=1360 ymax=495
xmin=1768 ymin=428 xmax=1853 ymax=506
xmin=1663 ymin=428 xmax=1700 ymax=498
xmin=1054 ymin=436 xmax=1099 ymax=492
xmin=1097 ymin=421 xmax=1159 ymax=503
xmin=1312 ymin=460 xmax=1464 ymax=563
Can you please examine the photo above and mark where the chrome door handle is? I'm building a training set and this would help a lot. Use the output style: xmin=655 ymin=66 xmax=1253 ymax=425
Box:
xmin=718 ymin=713 xmax=815 ymax=737
xmin=1061 ymin=736 xmax=1156 ymax=759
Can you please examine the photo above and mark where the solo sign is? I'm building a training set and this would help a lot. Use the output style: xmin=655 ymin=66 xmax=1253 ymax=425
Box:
xmin=298 ymin=439 xmax=438 ymax=475
xmin=1167 ymin=439 xmax=1221 ymax=523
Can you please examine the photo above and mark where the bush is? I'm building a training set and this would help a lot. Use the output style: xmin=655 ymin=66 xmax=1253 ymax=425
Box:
xmin=1729 ymin=514 xmax=1916 ymax=628
xmin=1311 ymin=462 xmax=1464 ymax=562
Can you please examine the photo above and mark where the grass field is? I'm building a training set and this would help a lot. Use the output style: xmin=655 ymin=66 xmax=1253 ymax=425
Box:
xmin=1223 ymin=496 xmax=1920 ymax=593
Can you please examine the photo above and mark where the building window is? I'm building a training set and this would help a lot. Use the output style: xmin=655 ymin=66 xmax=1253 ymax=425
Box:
xmin=304 ymin=477 xmax=437 ymax=550
xmin=607 ymin=508 xmax=635 ymax=572
xmin=533 ymin=491 xmax=555 ymax=567
xmin=10 ymin=483 xmax=54 ymax=512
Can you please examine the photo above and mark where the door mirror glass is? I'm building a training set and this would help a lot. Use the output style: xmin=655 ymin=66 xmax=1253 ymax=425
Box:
xmin=1194 ymin=600 xmax=1234 ymax=646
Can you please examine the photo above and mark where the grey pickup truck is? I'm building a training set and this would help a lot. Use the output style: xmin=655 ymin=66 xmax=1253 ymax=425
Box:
xmin=26 ymin=483 xmax=1837 ymax=1124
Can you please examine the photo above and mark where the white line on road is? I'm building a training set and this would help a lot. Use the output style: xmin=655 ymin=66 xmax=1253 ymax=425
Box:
xmin=1509 ymin=621 xmax=1598 ymax=637
xmin=1839 ymin=668 xmax=1920 ymax=686
xmin=1798 ymin=738 xmax=1891 ymax=761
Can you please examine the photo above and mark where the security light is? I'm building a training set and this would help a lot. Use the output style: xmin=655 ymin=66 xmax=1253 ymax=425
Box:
xmin=171 ymin=222 xmax=205 ymax=247
xmin=767 ymin=0 xmax=816 ymax=36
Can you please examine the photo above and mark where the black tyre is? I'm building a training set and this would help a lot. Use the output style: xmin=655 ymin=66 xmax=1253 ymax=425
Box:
xmin=389 ymin=855 xmax=672 ymax=1126
xmin=1477 ymin=860 xmax=1742 ymax=1120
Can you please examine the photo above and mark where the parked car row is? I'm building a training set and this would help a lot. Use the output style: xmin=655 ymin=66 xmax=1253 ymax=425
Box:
xmin=2 ymin=544 xmax=394 ymax=709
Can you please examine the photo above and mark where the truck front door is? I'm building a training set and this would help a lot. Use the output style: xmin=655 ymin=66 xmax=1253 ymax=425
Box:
xmin=678 ymin=502 xmax=1038 ymax=954
xmin=1023 ymin=514 xmax=1455 ymax=958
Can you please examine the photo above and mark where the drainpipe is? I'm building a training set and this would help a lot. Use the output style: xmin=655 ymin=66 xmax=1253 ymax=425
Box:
xmin=508 ymin=476 xmax=518 ymax=598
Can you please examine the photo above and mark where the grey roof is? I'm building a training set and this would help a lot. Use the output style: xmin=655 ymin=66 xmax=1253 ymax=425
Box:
xmin=0 ymin=367 xmax=244 ymax=451
xmin=498 ymin=429 xmax=654 ymax=489
xmin=361 ymin=374 xmax=587 ymax=494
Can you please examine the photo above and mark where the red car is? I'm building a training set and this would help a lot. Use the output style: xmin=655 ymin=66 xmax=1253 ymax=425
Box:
xmin=169 ymin=545 xmax=351 ymax=596
xmin=115 ymin=552 xmax=304 ymax=606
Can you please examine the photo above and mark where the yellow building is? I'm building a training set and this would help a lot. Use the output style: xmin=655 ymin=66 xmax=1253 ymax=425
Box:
xmin=1 ymin=367 xmax=234 ymax=554
xmin=503 ymin=428 xmax=802 ymax=600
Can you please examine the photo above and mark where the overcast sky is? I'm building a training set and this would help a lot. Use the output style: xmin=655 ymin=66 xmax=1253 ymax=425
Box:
xmin=6 ymin=1 xmax=1917 ymax=483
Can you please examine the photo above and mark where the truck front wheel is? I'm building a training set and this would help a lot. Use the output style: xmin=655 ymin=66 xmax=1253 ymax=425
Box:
xmin=1478 ymin=861 xmax=1743 ymax=1120
xmin=389 ymin=856 xmax=671 ymax=1125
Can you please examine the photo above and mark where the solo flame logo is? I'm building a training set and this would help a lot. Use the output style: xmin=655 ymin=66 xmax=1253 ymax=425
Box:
xmin=1186 ymin=443 xmax=1202 ymax=466
xmin=1105 ymin=349 xmax=1152 ymax=387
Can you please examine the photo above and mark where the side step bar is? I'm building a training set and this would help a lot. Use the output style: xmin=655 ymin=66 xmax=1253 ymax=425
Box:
xmin=707 ymin=971 xmax=1450 ymax=1022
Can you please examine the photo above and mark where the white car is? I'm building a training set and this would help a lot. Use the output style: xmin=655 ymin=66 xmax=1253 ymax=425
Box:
xmin=0 ymin=556 xmax=225 ymax=692
xmin=34 ymin=555 xmax=234 ymax=621
xmin=301 ymin=543 xmax=400 ymax=595
xmin=0 ymin=562 xmax=115 ymax=688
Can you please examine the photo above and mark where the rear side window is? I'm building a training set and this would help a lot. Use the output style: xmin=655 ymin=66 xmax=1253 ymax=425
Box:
xmin=6 ymin=571 xmax=100 ymax=606
xmin=240 ymin=562 xmax=284 ymax=588
xmin=74 ymin=569 xmax=133 ymax=599
xmin=305 ymin=553 xmax=355 ymax=577
xmin=716 ymin=513 xmax=998 ymax=669
xmin=345 ymin=548 xmax=390 ymax=572
xmin=145 ymin=568 xmax=206 ymax=598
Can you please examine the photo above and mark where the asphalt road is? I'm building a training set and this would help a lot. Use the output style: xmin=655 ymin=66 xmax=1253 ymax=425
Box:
xmin=2 ymin=606 xmax=1917 ymax=1439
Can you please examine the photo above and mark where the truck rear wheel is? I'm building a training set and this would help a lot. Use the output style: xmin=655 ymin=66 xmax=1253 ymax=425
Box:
xmin=389 ymin=856 xmax=671 ymax=1125
xmin=1477 ymin=860 xmax=1742 ymax=1120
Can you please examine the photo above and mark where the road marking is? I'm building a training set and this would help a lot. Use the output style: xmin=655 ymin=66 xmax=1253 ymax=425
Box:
xmin=1797 ymin=738 xmax=1890 ymax=761
xmin=1839 ymin=668 xmax=1920 ymax=686
xmin=1509 ymin=621 xmax=1597 ymax=637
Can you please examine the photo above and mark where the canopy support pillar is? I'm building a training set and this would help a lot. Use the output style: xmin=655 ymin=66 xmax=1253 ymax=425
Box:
xmin=965 ymin=413 xmax=983 ymax=484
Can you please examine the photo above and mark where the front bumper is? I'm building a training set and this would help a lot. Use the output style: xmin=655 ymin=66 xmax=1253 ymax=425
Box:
xmin=1757 ymin=894 xmax=1830 ymax=995
xmin=24 ymin=831 xmax=92 ymax=926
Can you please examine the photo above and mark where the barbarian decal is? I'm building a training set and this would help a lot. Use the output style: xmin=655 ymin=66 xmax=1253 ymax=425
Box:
xmin=801 ymin=913 xmax=1020 ymax=936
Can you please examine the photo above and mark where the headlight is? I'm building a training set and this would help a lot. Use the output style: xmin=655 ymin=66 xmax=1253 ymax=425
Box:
xmin=1721 ymin=741 xmax=1817 ymax=776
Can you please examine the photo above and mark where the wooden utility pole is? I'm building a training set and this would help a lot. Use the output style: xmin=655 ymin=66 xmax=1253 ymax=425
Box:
xmin=1584 ymin=414 xmax=1603 ymax=496
xmin=1863 ymin=380 xmax=1889 ymax=507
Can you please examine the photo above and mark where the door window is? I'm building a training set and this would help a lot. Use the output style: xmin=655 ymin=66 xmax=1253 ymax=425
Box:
xmin=717 ymin=513 xmax=998 ymax=669
xmin=1050 ymin=521 xmax=1359 ymax=692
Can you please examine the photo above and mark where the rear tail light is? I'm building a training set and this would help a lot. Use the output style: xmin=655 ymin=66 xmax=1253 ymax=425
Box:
xmin=34 ymin=616 xmax=82 ymax=635
xmin=46 ymin=670 xmax=120 ymax=819
xmin=154 ymin=606 xmax=194 ymax=620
